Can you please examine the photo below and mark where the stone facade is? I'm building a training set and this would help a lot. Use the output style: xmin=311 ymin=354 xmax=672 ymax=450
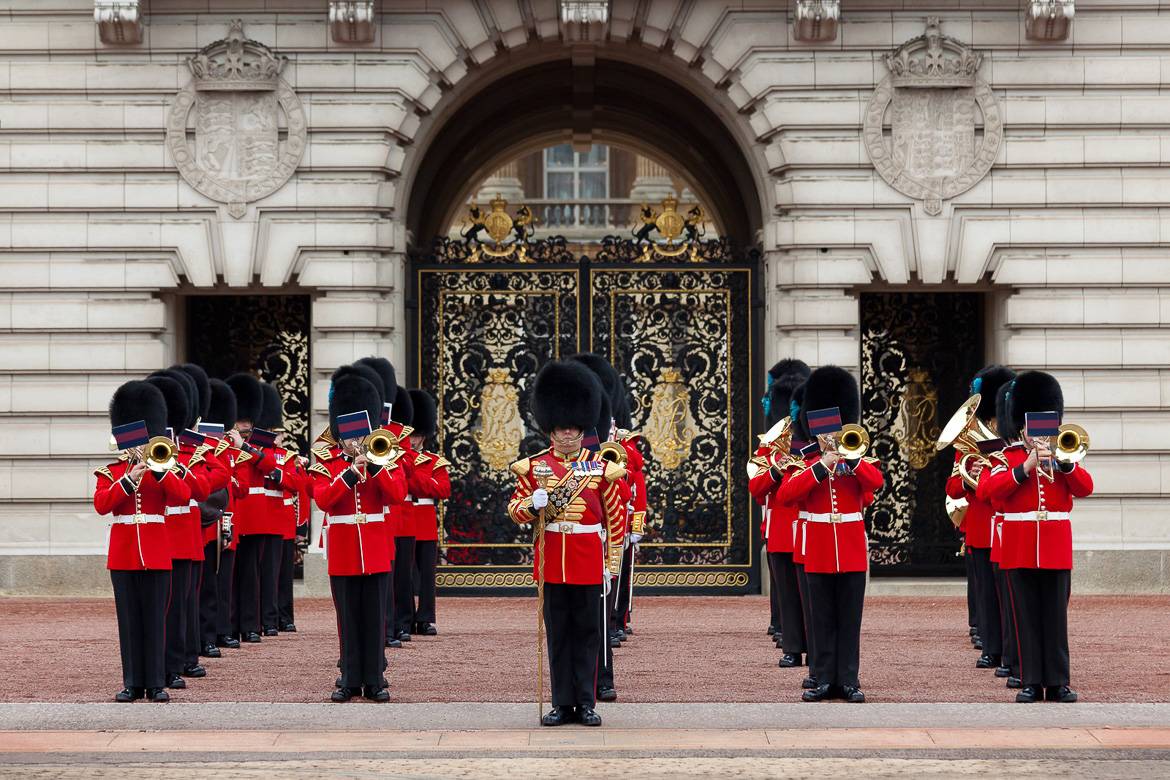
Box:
xmin=1 ymin=0 xmax=1168 ymax=592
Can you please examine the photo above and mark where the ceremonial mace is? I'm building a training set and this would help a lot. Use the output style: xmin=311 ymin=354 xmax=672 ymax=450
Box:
xmin=532 ymin=461 xmax=554 ymax=724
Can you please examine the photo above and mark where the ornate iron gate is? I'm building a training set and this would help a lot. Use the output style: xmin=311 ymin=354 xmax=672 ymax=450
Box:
xmin=860 ymin=292 xmax=984 ymax=575
xmin=413 ymin=236 xmax=759 ymax=594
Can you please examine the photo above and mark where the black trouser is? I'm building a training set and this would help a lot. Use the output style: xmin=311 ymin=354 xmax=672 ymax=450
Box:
xmin=331 ymin=572 xmax=389 ymax=690
xmin=199 ymin=541 xmax=221 ymax=646
xmin=414 ymin=540 xmax=438 ymax=625
xmin=613 ymin=543 xmax=634 ymax=630
xmin=966 ymin=547 xmax=977 ymax=629
xmin=237 ymin=534 xmax=281 ymax=633
xmin=545 ymin=582 xmax=602 ymax=709
xmin=795 ymin=563 xmax=817 ymax=671
xmin=164 ymin=560 xmax=192 ymax=677
xmin=186 ymin=558 xmax=202 ymax=667
xmin=278 ymin=538 xmax=295 ymax=627
xmin=970 ymin=547 xmax=1001 ymax=657
xmin=1006 ymin=568 xmax=1071 ymax=688
xmin=219 ymin=548 xmax=237 ymax=637
xmin=767 ymin=550 xmax=782 ymax=632
xmin=994 ymin=562 xmax=1018 ymax=673
xmin=806 ymin=571 xmax=866 ymax=689
xmin=383 ymin=559 xmax=396 ymax=643
xmin=596 ymin=581 xmax=618 ymax=693
xmin=392 ymin=535 xmax=416 ymax=637
xmin=770 ymin=552 xmax=806 ymax=654
xmin=260 ymin=534 xmax=283 ymax=630
xmin=111 ymin=569 xmax=169 ymax=690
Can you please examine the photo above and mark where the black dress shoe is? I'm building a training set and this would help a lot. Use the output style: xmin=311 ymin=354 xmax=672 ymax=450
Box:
xmin=364 ymin=686 xmax=390 ymax=702
xmin=972 ymin=635 xmax=982 ymax=649
xmin=1007 ymin=676 xmax=1023 ymax=689
xmin=778 ymin=653 xmax=802 ymax=668
xmin=280 ymin=623 xmax=297 ymax=633
xmin=609 ymin=634 xmax=621 ymax=649
xmin=243 ymin=632 xmax=262 ymax=643
xmin=843 ymin=685 xmax=866 ymax=703
xmin=396 ymin=631 xmax=412 ymax=642
xmin=146 ymin=687 xmax=170 ymax=702
xmin=802 ymin=683 xmax=833 ymax=702
xmin=578 ymin=707 xmax=602 ymax=726
xmin=541 ymin=706 xmax=573 ymax=726
xmin=1046 ymin=685 xmax=1078 ymax=703
xmin=597 ymin=686 xmax=617 ymax=702
xmin=331 ymin=687 xmax=358 ymax=703
xmin=801 ymin=675 xmax=818 ymax=690
xmin=263 ymin=627 xmax=279 ymax=637
xmin=166 ymin=674 xmax=186 ymax=689
xmin=217 ymin=635 xmax=240 ymax=649
xmin=768 ymin=624 xmax=777 ymax=636
xmin=182 ymin=664 xmax=206 ymax=678
xmin=415 ymin=622 xmax=437 ymax=636
xmin=994 ymin=665 xmax=1012 ymax=678
xmin=969 ymin=626 xmax=978 ymax=637
xmin=976 ymin=653 xmax=998 ymax=669
xmin=114 ymin=687 xmax=143 ymax=702
xmin=201 ymin=643 xmax=222 ymax=659
xmin=335 ymin=675 xmax=343 ymax=687
xmin=386 ymin=637 xmax=403 ymax=648
xmin=1016 ymin=685 xmax=1042 ymax=703
xmin=624 ymin=626 xmax=633 ymax=635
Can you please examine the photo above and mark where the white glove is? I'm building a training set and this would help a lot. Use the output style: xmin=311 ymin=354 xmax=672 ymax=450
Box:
xmin=603 ymin=569 xmax=614 ymax=596
xmin=531 ymin=489 xmax=549 ymax=510
xmin=630 ymin=533 xmax=643 ymax=545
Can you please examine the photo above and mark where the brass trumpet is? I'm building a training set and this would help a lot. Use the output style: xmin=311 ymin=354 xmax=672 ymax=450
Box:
xmin=363 ymin=428 xmax=402 ymax=467
xmin=936 ymin=394 xmax=997 ymax=489
xmin=599 ymin=440 xmax=628 ymax=466
xmin=144 ymin=436 xmax=177 ymax=473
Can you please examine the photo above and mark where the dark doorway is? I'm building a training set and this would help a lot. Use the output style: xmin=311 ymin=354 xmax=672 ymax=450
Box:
xmin=860 ymin=292 xmax=984 ymax=575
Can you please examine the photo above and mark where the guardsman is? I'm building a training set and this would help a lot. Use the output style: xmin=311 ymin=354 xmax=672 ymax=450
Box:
xmin=748 ymin=359 xmax=812 ymax=670
xmin=96 ymin=381 xmax=192 ymax=703
xmin=978 ymin=371 xmax=1092 ymax=704
xmin=990 ymin=382 xmax=1022 ymax=689
xmin=225 ymin=372 xmax=279 ymax=643
xmin=198 ymin=379 xmax=241 ymax=651
xmin=386 ymin=385 xmax=422 ymax=644
xmin=407 ymin=388 xmax=451 ymax=635
xmin=613 ymin=424 xmax=645 ymax=638
xmin=947 ymin=366 xmax=1017 ymax=673
xmin=311 ymin=372 xmax=408 ymax=702
xmin=508 ymin=360 xmax=626 ymax=727
xmin=777 ymin=366 xmax=884 ymax=703
xmin=145 ymin=372 xmax=210 ymax=690
xmin=787 ymin=382 xmax=820 ymax=690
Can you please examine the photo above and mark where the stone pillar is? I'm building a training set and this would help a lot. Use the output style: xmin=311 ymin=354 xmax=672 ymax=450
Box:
xmin=628 ymin=156 xmax=677 ymax=202
xmin=475 ymin=161 xmax=525 ymax=204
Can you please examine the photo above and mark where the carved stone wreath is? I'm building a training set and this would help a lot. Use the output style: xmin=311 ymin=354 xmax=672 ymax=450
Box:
xmin=863 ymin=18 xmax=1002 ymax=216
xmin=166 ymin=20 xmax=306 ymax=219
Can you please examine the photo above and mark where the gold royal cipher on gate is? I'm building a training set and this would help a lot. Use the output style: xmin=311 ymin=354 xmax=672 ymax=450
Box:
xmin=461 ymin=195 xmax=537 ymax=262
xmin=632 ymin=196 xmax=708 ymax=262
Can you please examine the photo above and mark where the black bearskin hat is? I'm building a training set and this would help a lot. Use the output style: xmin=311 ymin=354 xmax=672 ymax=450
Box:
xmin=258 ymin=382 xmax=283 ymax=430
xmin=177 ymin=363 xmax=211 ymax=421
xmin=569 ymin=352 xmax=625 ymax=433
xmin=972 ymin=365 xmax=1016 ymax=423
xmin=390 ymin=385 xmax=413 ymax=427
xmin=331 ymin=363 xmax=385 ymax=404
xmin=207 ymin=379 xmax=237 ymax=430
xmin=150 ymin=368 xmax=197 ymax=429
xmin=226 ymin=373 xmax=263 ymax=425
xmin=144 ymin=375 xmax=188 ymax=434
xmin=790 ymin=382 xmax=809 ymax=441
xmin=995 ymin=381 xmax=1015 ymax=441
xmin=110 ymin=380 xmax=168 ymax=438
xmin=801 ymin=365 xmax=860 ymax=427
xmin=408 ymin=389 xmax=437 ymax=437
xmin=355 ymin=357 xmax=397 ymax=406
xmin=765 ymin=358 xmax=812 ymax=427
xmin=532 ymin=360 xmax=603 ymax=434
xmin=1009 ymin=370 xmax=1063 ymax=438
xmin=329 ymin=375 xmax=382 ymax=442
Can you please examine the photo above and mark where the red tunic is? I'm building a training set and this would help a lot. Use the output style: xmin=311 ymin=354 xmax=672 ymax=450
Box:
xmin=311 ymin=456 xmax=409 ymax=576
xmin=93 ymin=461 xmax=191 ymax=571
xmin=946 ymin=450 xmax=995 ymax=549
xmin=620 ymin=434 xmax=649 ymax=536
xmin=776 ymin=455 xmax=884 ymax=574
xmin=390 ymin=442 xmax=419 ymax=538
xmin=165 ymin=447 xmax=211 ymax=561
xmin=977 ymin=444 xmax=1093 ymax=571
xmin=269 ymin=448 xmax=311 ymax=540
xmin=508 ymin=449 xmax=626 ymax=585
xmin=749 ymin=448 xmax=804 ymax=555
xmin=232 ymin=444 xmax=278 ymax=537
xmin=193 ymin=441 xmax=231 ymax=549
xmin=409 ymin=452 xmax=452 ymax=542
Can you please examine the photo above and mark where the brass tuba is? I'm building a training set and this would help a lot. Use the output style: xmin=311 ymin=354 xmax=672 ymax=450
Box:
xmin=747 ymin=417 xmax=794 ymax=478
xmin=363 ymin=428 xmax=402 ymax=467
xmin=144 ymin=436 xmax=177 ymax=473
xmin=936 ymin=394 xmax=996 ymax=489
xmin=599 ymin=440 xmax=628 ymax=466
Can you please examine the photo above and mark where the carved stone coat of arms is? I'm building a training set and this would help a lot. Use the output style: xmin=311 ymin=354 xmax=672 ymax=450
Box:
xmin=863 ymin=18 xmax=1002 ymax=216
xmin=166 ymin=20 xmax=306 ymax=218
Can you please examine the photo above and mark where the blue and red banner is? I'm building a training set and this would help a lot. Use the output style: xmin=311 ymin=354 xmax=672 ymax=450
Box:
xmin=248 ymin=428 xmax=278 ymax=449
xmin=806 ymin=407 xmax=843 ymax=437
xmin=112 ymin=421 xmax=150 ymax=450
xmin=1025 ymin=411 xmax=1061 ymax=438
xmin=335 ymin=411 xmax=372 ymax=441
xmin=197 ymin=422 xmax=225 ymax=439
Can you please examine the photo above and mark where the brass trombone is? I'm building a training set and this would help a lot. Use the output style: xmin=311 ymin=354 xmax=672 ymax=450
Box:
xmin=362 ymin=428 xmax=403 ymax=468
xmin=1037 ymin=423 xmax=1090 ymax=481
xmin=599 ymin=440 xmax=628 ymax=466
xmin=144 ymin=436 xmax=177 ymax=473
xmin=936 ymin=394 xmax=997 ymax=489
xmin=835 ymin=423 xmax=870 ymax=459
